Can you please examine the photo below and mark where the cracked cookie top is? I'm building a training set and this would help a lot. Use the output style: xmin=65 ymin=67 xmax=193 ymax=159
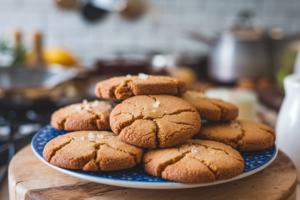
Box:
xmin=43 ymin=131 xmax=144 ymax=171
xmin=194 ymin=120 xmax=275 ymax=151
xmin=110 ymin=95 xmax=201 ymax=148
xmin=180 ymin=91 xmax=238 ymax=121
xmin=95 ymin=75 xmax=186 ymax=99
xmin=51 ymin=100 xmax=117 ymax=131
xmin=143 ymin=139 xmax=244 ymax=183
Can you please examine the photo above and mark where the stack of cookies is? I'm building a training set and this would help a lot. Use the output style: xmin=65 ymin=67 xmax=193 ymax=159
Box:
xmin=44 ymin=74 xmax=276 ymax=183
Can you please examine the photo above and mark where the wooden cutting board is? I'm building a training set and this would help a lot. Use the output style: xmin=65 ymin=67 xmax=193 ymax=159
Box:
xmin=9 ymin=145 xmax=298 ymax=200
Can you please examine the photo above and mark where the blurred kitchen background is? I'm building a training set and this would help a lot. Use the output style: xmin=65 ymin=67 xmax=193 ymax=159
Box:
xmin=1 ymin=0 xmax=300 ymax=64
xmin=1 ymin=0 xmax=300 ymax=199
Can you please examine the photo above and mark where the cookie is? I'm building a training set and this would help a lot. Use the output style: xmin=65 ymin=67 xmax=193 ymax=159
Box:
xmin=95 ymin=75 xmax=186 ymax=99
xmin=143 ymin=139 xmax=244 ymax=183
xmin=194 ymin=120 xmax=275 ymax=151
xmin=43 ymin=131 xmax=144 ymax=171
xmin=110 ymin=95 xmax=201 ymax=148
xmin=51 ymin=100 xmax=117 ymax=131
xmin=180 ymin=91 xmax=238 ymax=121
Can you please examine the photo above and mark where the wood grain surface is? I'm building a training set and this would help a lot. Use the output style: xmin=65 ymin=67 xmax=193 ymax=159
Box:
xmin=9 ymin=145 xmax=298 ymax=200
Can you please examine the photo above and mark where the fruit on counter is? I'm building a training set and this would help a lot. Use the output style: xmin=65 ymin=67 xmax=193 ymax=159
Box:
xmin=27 ymin=47 xmax=78 ymax=67
xmin=44 ymin=48 xmax=78 ymax=67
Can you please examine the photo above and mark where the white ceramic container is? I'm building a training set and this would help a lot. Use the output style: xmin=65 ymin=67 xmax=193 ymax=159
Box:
xmin=276 ymin=74 xmax=300 ymax=182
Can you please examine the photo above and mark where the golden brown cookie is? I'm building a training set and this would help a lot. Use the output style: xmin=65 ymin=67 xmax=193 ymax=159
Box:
xmin=143 ymin=139 xmax=244 ymax=183
xmin=180 ymin=91 xmax=238 ymax=121
xmin=194 ymin=120 xmax=275 ymax=151
xmin=95 ymin=75 xmax=186 ymax=99
xmin=51 ymin=100 xmax=117 ymax=131
xmin=110 ymin=95 xmax=201 ymax=148
xmin=43 ymin=131 xmax=144 ymax=171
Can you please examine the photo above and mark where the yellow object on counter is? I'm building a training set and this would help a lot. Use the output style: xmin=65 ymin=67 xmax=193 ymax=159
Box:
xmin=43 ymin=48 xmax=78 ymax=67
xmin=27 ymin=47 xmax=78 ymax=67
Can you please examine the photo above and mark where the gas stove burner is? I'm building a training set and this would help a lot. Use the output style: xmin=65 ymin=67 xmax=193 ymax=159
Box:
xmin=0 ymin=116 xmax=5 ymax=125
xmin=18 ymin=123 xmax=41 ymax=135
xmin=26 ymin=110 xmax=39 ymax=121
xmin=0 ymin=105 xmax=58 ymax=188
xmin=0 ymin=126 xmax=9 ymax=137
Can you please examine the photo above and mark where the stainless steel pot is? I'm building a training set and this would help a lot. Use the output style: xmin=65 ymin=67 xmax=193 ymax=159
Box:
xmin=209 ymin=31 xmax=272 ymax=83
xmin=0 ymin=67 xmax=78 ymax=108
xmin=189 ymin=11 xmax=300 ymax=83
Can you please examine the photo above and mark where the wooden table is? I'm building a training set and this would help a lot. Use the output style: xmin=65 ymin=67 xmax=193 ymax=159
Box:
xmin=9 ymin=145 xmax=298 ymax=200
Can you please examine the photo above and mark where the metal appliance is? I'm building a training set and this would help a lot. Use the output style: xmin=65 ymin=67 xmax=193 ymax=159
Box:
xmin=0 ymin=105 xmax=59 ymax=187
xmin=189 ymin=10 xmax=300 ymax=83
xmin=0 ymin=67 xmax=78 ymax=108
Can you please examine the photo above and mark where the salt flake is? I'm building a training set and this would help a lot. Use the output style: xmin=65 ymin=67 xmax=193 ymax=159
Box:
xmin=231 ymin=121 xmax=241 ymax=130
xmin=81 ymin=136 xmax=84 ymax=141
xmin=97 ymin=134 xmax=104 ymax=139
xmin=126 ymin=74 xmax=131 ymax=78
xmin=191 ymin=146 xmax=198 ymax=153
xmin=153 ymin=101 xmax=160 ymax=108
xmin=191 ymin=148 xmax=198 ymax=153
xmin=153 ymin=110 xmax=156 ymax=112
xmin=139 ymin=73 xmax=148 ymax=79
xmin=88 ymin=132 xmax=95 ymax=139
xmin=92 ymin=100 xmax=99 ymax=107
xmin=75 ymin=105 xmax=81 ymax=111
xmin=84 ymin=105 xmax=90 ymax=110
xmin=164 ymin=111 xmax=167 ymax=113
xmin=83 ymin=99 xmax=88 ymax=104
xmin=106 ymin=104 xmax=112 ymax=109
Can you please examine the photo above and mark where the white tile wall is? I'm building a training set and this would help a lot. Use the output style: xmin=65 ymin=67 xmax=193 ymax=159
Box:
xmin=0 ymin=0 xmax=300 ymax=66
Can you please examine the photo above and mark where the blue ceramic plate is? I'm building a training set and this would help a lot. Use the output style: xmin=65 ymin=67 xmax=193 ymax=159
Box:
xmin=31 ymin=125 xmax=278 ymax=189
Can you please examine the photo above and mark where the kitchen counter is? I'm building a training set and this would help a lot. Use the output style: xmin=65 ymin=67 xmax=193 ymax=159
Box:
xmin=8 ymin=145 xmax=298 ymax=200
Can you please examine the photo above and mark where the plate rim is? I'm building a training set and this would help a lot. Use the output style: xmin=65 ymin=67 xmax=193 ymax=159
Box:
xmin=31 ymin=128 xmax=278 ymax=189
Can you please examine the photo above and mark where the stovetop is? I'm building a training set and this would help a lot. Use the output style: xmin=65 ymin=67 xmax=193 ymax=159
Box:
xmin=0 ymin=105 xmax=58 ymax=187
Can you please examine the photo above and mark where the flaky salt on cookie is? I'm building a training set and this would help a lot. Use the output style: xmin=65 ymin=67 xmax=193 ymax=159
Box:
xmin=143 ymin=139 xmax=244 ymax=183
xmin=51 ymin=100 xmax=117 ymax=131
xmin=43 ymin=131 xmax=144 ymax=171
xmin=110 ymin=95 xmax=201 ymax=148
